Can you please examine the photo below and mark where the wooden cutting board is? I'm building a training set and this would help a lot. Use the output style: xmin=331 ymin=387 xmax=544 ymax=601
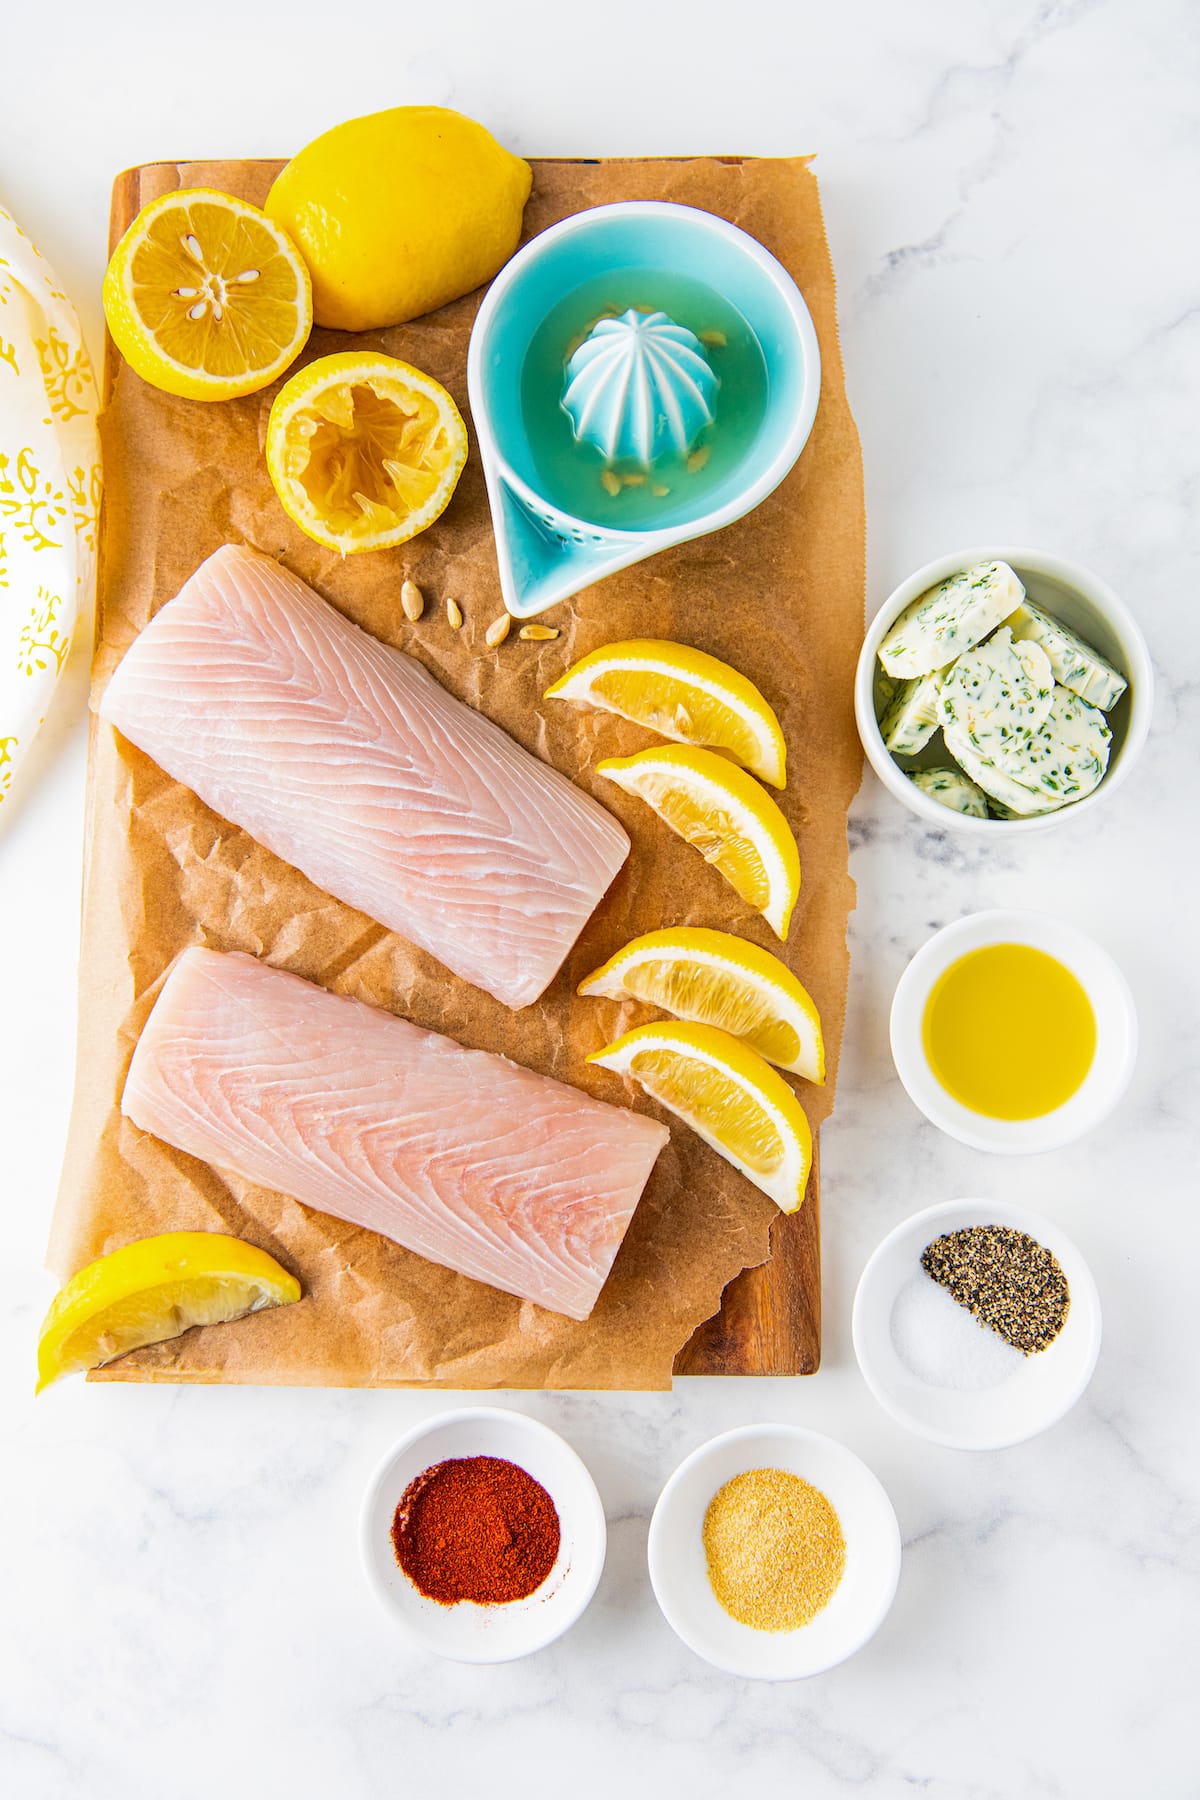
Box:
xmin=77 ymin=155 xmax=863 ymax=1384
xmin=673 ymin=1142 xmax=821 ymax=1374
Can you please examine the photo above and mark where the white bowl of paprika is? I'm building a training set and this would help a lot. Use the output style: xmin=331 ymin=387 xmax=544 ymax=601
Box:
xmin=361 ymin=1406 xmax=607 ymax=1663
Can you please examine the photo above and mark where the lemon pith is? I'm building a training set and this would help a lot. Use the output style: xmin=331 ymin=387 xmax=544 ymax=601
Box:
xmin=266 ymin=105 xmax=532 ymax=331
xmin=265 ymin=351 xmax=468 ymax=554
xmin=596 ymin=745 xmax=801 ymax=940
xmin=589 ymin=1021 xmax=813 ymax=1213
xmin=36 ymin=1232 xmax=301 ymax=1391
xmin=102 ymin=188 xmax=311 ymax=401
xmin=544 ymin=639 xmax=787 ymax=787
xmin=579 ymin=926 xmax=825 ymax=1081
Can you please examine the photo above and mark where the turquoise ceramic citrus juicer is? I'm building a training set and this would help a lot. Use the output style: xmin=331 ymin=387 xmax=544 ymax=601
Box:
xmin=466 ymin=202 xmax=821 ymax=618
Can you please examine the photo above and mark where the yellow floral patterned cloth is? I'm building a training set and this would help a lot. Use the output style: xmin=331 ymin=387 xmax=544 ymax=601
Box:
xmin=0 ymin=202 xmax=100 ymax=807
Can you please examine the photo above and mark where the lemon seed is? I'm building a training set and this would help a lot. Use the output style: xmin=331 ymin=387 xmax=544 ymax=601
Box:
xmin=401 ymin=579 xmax=424 ymax=622
xmin=600 ymin=469 xmax=622 ymax=497
xmin=445 ymin=597 xmax=463 ymax=630
xmin=485 ymin=614 xmax=511 ymax=647
xmin=519 ymin=624 xmax=559 ymax=641
xmin=687 ymin=445 xmax=711 ymax=474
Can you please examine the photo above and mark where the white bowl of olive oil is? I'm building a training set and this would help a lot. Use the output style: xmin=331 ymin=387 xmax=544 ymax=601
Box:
xmin=890 ymin=910 xmax=1137 ymax=1153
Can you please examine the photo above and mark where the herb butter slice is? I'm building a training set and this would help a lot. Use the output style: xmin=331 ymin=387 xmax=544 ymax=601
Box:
xmin=908 ymin=767 xmax=990 ymax=817
xmin=879 ymin=671 xmax=943 ymax=755
xmin=878 ymin=560 xmax=1025 ymax=679
xmin=940 ymin=718 xmax=1059 ymax=815
xmin=936 ymin=627 xmax=1054 ymax=768
xmin=1003 ymin=599 xmax=1128 ymax=712
xmin=988 ymin=683 xmax=1111 ymax=806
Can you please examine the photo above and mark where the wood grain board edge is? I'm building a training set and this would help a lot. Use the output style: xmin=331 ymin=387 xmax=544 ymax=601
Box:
xmin=674 ymin=1138 xmax=821 ymax=1375
xmin=102 ymin=156 xmax=823 ymax=1380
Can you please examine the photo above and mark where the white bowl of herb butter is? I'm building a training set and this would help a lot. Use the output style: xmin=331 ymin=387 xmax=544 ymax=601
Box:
xmin=890 ymin=909 xmax=1138 ymax=1154
xmin=647 ymin=1424 xmax=901 ymax=1680
xmin=854 ymin=545 xmax=1153 ymax=833
xmin=853 ymin=1199 xmax=1102 ymax=1450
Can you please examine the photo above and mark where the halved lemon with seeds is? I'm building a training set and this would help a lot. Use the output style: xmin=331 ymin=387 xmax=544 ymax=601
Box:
xmin=597 ymin=745 xmax=801 ymax=940
xmin=589 ymin=1021 xmax=813 ymax=1212
xmin=580 ymin=926 xmax=825 ymax=1082
xmin=545 ymin=639 xmax=787 ymax=788
xmin=102 ymin=187 xmax=312 ymax=400
xmin=265 ymin=350 xmax=468 ymax=554
xmin=36 ymin=1232 xmax=301 ymax=1392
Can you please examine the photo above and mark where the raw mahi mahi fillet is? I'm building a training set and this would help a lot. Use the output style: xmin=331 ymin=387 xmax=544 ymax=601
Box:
xmin=123 ymin=948 xmax=670 ymax=1321
xmin=99 ymin=545 xmax=630 ymax=1008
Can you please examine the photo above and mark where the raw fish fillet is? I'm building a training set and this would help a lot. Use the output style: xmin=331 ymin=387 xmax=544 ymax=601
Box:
xmin=123 ymin=949 xmax=670 ymax=1321
xmin=100 ymin=545 xmax=630 ymax=1008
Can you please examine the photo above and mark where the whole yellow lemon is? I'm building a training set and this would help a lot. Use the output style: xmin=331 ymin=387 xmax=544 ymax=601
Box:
xmin=266 ymin=106 xmax=532 ymax=331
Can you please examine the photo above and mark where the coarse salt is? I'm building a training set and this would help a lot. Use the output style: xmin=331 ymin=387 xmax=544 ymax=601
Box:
xmin=890 ymin=1269 xmax=1025 ymax=1391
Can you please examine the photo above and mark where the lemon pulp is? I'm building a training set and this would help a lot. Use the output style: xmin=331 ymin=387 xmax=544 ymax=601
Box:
xmin=622 ymin=958 xmax=799 ymax=1069
xmin=922 ymin=943 xmax=1096 ymax=1120
xmin=632 ymin=1048 xmax=784 ymax=1173
xmin=295 ymin=383 xmax=445 ymax=531
xmin=266 ymin=352 xmax=467 ymax=553
xmin=102 ymin=188 xmax=312 ymax=400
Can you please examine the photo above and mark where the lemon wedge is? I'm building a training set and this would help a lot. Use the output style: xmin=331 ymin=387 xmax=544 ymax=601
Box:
xmin=36 ymin=1232 xmax=301 ymax=1392
xmin=596 ymin=745 xmax=801 ymax=940
xmin=102 ymin=187 xmax=312 ymax=401
xmin=265 ymin=350 xmax=468 ymax=554
xmin=589 ymin=1021 xmax=813 ymax=1213
xmin=580 ymin=926 xmax=825 ymax=1082
xmin=545 ymin=639 xmax=787 ymax=787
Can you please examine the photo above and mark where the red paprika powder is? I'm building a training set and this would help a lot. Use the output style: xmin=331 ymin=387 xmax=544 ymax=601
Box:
xmin=391 ymin=1455 xmax=561 ymax=1605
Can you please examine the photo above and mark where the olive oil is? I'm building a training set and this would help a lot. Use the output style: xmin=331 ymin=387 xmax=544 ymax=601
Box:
xmin=519 ymin=267 xmax=769 ymax=531
xmin=922 ymin=943 xmax=1096 ymax=1120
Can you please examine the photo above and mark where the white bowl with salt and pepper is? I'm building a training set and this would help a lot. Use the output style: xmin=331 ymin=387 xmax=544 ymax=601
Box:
xmin=360 ymin=1407 xmax=606 ymax=1663
xmin=647 ymin=1424 xmax=902 ymax=1680
xmin=854 ymin=545 xmax=1153 ymax=834
xmin=852 ymin=1199 xmax=1102 ymax=1451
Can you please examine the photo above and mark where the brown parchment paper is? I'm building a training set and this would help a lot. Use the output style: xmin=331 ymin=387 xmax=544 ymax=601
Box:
xmin=50 ymin=155 xmax=864 ymax=1389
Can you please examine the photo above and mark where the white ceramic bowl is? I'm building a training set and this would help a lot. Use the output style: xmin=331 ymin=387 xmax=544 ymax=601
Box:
xmin=852 ymin=1199 xmax=1102 ymax=1450
xmin=361 ymin=1407 xmax=606 ymax=1663
xmin=854 ymin=544 xmax=1154 ymax=834
xmin=890 ymin=909 xmax=1137 ymax=1154
xmin=647 ymin=1425 xmax=901 ymax=1680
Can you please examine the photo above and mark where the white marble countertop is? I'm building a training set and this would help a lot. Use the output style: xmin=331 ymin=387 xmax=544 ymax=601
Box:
xmin=2 ymin=2 xmax=1198 ymax=1794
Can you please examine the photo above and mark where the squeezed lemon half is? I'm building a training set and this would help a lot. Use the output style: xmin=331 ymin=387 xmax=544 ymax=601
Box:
xmin=597 ymin=745 xmax=802 ymax=940
xmin=545 ymin=639 xmax=787 ymax=788
xmin=580 ymin=926 xmax=824 ymax=1081
xmin=36 ymin=1232 xmax=301 ymax=1391
xmin=102 ymin=187 xmax=312 ymax=401
xmin=589 ymin=1021 xmax=813 ymax=1213
xmin=266 ymin=351 xmax=468 ymax=554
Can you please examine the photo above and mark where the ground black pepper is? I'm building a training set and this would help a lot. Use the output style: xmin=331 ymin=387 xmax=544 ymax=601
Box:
xmin=920 ymin=1225 xmax=1070 ymax=1355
